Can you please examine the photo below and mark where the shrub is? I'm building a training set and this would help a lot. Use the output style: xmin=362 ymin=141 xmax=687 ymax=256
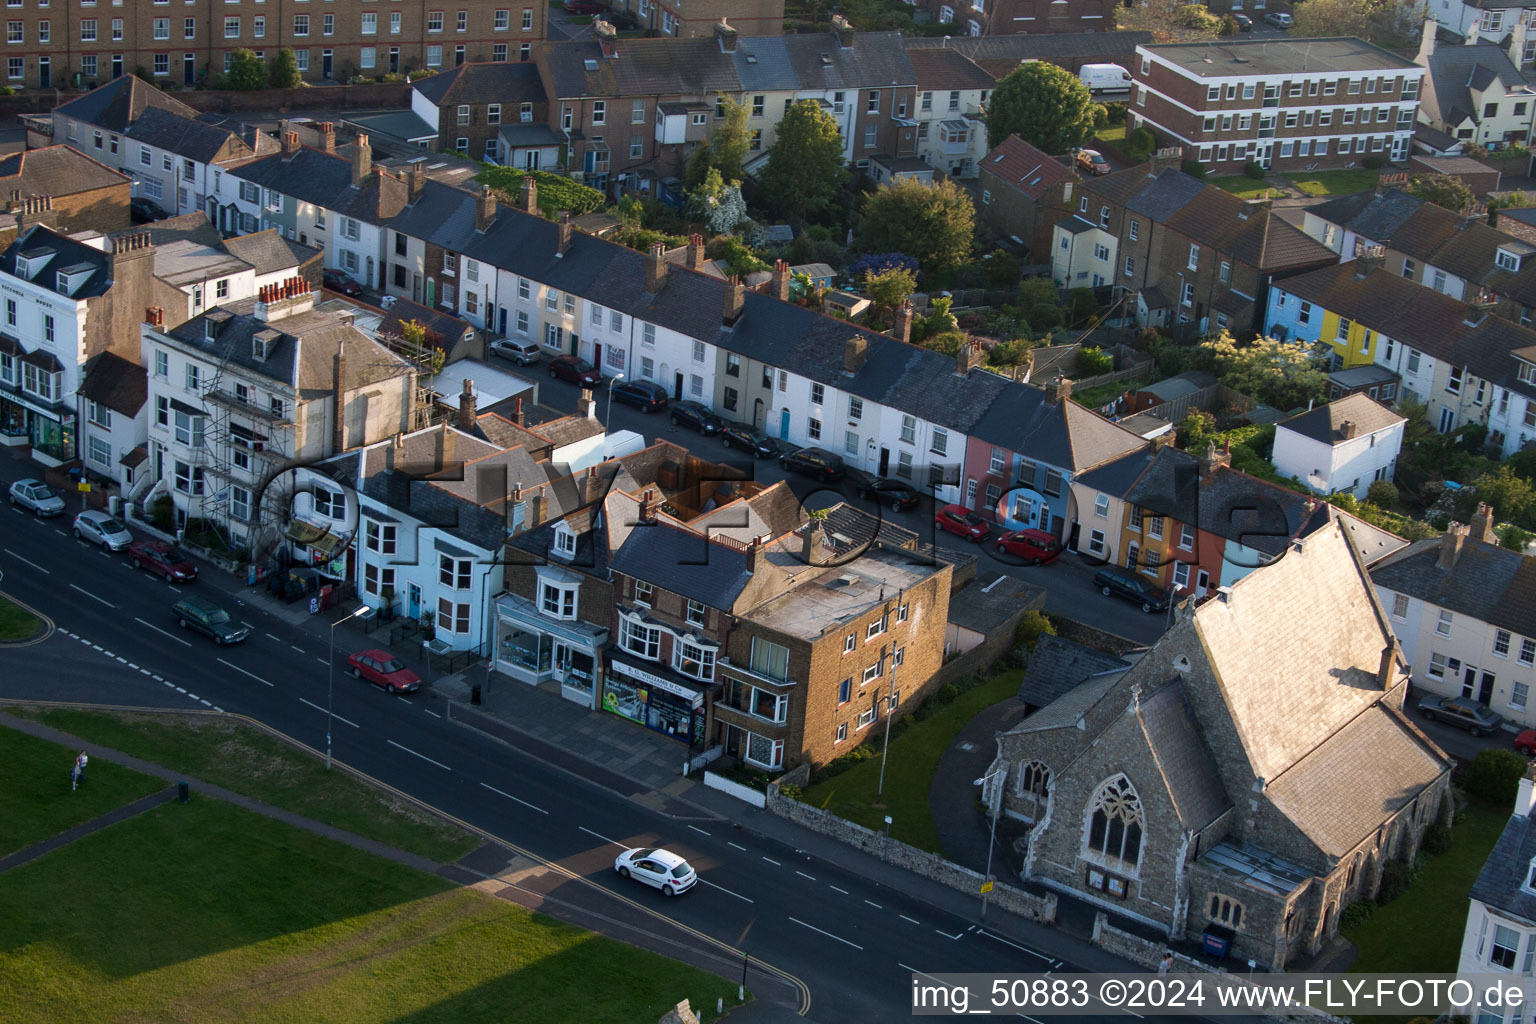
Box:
xmin=1421 ymin=822 xmax=1452 ymax=857
xmin=1077 ymin=345 xmax=1113 ymax=376
xmin=1375 ymin=860 xmax=1415 ymax=905
xmin=1366 ymin=480 xmax=1399 ymax=509
xmin=1244 ymin=160 xmax=1266 ymax=181
xmin=1028 ymin=303 xmax=1063 ymax=332
xmin=1181 ymin=160 xmax=1207 ymax=178
xmin=1361 ymin=155 xmax=1385 ymax=170
xmin=777 ymin=783 xmax=803 ymax=800
xmin=151 ymin=494 xmax=174 ymax=531
xmin=1340 ymin=901 xmax=1376 ymax=929
xmin=1103 ymin=102 xmax=1128 ymax=125
xmin=1014 ymin=610 xmax=1056 ymax=651
xmin=1125 ymin=126 xmax=1156 ymax=161
xmin=1469 ymin=748 xmax=1527 ymax=807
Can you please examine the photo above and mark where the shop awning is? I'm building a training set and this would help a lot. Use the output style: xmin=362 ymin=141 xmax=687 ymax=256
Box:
xmin=285 ymin=518 xmax=345 ymax=557
xmin=495 ymin=592 xmax=607 ymax=646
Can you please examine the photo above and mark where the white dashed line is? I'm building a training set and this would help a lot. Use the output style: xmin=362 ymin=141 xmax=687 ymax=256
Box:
xmin=133 ymin=618 xmax=191 ymax=647
xmin=900 ymin=915 xmax=922 ymax=925
xmin=217 ymin=658 xmax=274 ymax=687
xmin=315 ymin=657 xmax=329 ymax=666
xmin=829 ymin=885 xmax=849 ymax=895
xmin=728 ymin=842 xmax=747 ymax=852
xmin=212 ymin=706 xmax=224 ymax=712
xmin=298 ymin=697 xmax=357 ymax=728
xmin=479 ymin=782 xmax=548 ymax=814
xmin=385 ymin=739 xmax=450 ymax=771
xmin=115 ymin=657 xmax=127 ymax=665
xmin=865 ymin=900 xmax=882 ymax=909
xmin=68 ymin=583 xmax=115 ymax=608
xmin=199 ymin=699 xmax=211 ymax=706
xmin=687 ymin=825 xmax=710 ymax=836
xmin=935 ymin=928 xmax=964 ymax=940
xmin=978 ymin=929 xmax=1049 ymax=959
xmin=788 ymin=917 xmax=862 ymax=950
xmin=2 ymin=549 xmax=50 ymax=573
xmin=174 ymin=687 xmax=186 ymax=694
xmin=185 ymin=693 xmax=199 ymax=701
xmin=761 ymin=856 xmax=780 ymax=866
xmin=290 ymin=645 xmax=304 ymax=653
xmin=699 ymin=879 xmax=754 ymax=903
xmin=265 ymin=633 xmax=284 ymax=643
xmin=795 ymin=870 xmax=817 ymax=881
xmin=579 ymin=826 xmax=623 ymax=847
xmin=423 ymin=709 xmax=441 ymax=718
xmin=139 ymin=669 xmax=152 ymax=676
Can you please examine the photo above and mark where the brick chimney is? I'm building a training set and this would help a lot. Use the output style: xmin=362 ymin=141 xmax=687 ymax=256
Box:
xmin=318 ymin=121 xmax=336 ymax=154
xmin=385 ymin=431 xmax=403 ymax=474
xmin=1043 ymin=373 xmax=1071 ymax=401
xmin=1199 ymin=441 xmax=1231 ymax=479
xmin=512 ymin=396 xmax=526 ymax=427
xmin=594 ymin=16 xmax=618 ymax=59
xmin=583 ymin=465 xmax=605 ymax=505
xmin=844 ymin=336 xmax=869 ymax=373
xmin=405 ymin=161 xmax=426 ymax=201
xmin=831 ymin=13 xmax=854 ymax=47
xmin=638 ymin=488 xmax=657 ymax=524
xmin=440 ymin=423 xmax=456 ymax=469
xmin=282 ymin=130 xmax=301 ymax=158
xmin=893 ymin=301 xmax=914 ymax=344
xmin=255 ymin=275 xmax=317 ymax=322
xmin=332 ymin=338 xmax=347 ymax=452
xmin=715 ymin=18 xmax=738 ymax=53
xmin=686 ymin=233 xmax=706 ymax=271
xmin=1377 ymin=641 xmax=1400 ymax=688
xmin=646 ymin=242 xmax=668 ymax=292
xmin=1470 ymin=502 xmax=1497 ymax=544
xmin=1338 ymin=419 xmax=1358 ymax=440
xmin=456 ymin=377 xmax=477 ymax=432
xmin=579 ymin=387 xmax=596 ymax=419
xmin=1437 ymin=521 xmax=1469 ymax=568
xmin=521 ymin=174 xmax=538 ymax=214
xmin=145 ymin=306 xmax=166 ymax=330
xmin=18 ymin=194 xmax=55 ymax=231
xmin=770 ymin=259 xmax=790 ymax=301
xmin=475 ymin=185 xmax=496 ymax=232
xmin=723 ymin=274 xmax=745 ymax=326
xmin=557 ymin=210 xmax=573 ymax=255
xmin=350 ymin=134 xmax=372 ymax=186
xmin=957 ymin=339 xmax=985 ymax=376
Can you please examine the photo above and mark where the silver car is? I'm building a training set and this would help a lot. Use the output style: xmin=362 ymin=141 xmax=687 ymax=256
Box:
xmin=73 ymin=509 xmax=133 ymax=550
xmin=489 ymin=338 xmax=541 ymax=365
xmin=9 ymin=478 xmax=65 ymax=517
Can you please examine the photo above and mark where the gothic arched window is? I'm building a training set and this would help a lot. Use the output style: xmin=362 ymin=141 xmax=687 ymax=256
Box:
xmin=1086 ymin=775 xmax=1144 ymax=869
xmin=1017 ymin=760 xmax=1051 ymax=823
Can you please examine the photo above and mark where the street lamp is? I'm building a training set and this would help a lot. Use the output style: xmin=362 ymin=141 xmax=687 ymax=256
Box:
xmin=604 ymin=371 xmax=625 ymax=427
xmin=327 ymin=605 xmax=369 ymax=770
xmin=975 ymin=766 xmax=1006 ymax=920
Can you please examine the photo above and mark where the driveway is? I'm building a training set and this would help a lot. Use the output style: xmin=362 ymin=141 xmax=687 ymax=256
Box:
xmin=1405 ymin=690 xmax=1522 ymax=764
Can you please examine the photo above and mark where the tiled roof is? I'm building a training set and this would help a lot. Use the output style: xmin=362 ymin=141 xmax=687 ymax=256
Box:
xmin=53 ymin=74 xmax=202 ymax=134
xmin=0 ymin=145 xmax=127 ymax=198
xmin=122 ymin=106 xmax=244 ymax=164
xmin=1470 ymin=810 xmax=1536 ymax=925
xmin=1196 ymin=464 xmax=1328 ymax=556
xmin=979 ymin=135 xmax=1074 ymax=201
xmin=1426 ymin=43 xmax=1530 ymax=131
xmin=1371 ymin=535 xmax=1536 ymax=637
xmin=1123 ymin=446 xmax=1202 ymax=525
xmin=412 ymin=62 xmax=546 ymax=107
xmin=608 ymin=521 xmax=753 ymax=610
xmin=1277 ymin=392 xmax=1405 ymax=446
xmin=1136 ymin=680 xmax=1231 ymax=832
xmin=228 ymin=147 xmax=408 ymax=225
xmin=77 ymin=351 xmax=146 ymax=415
xmin=223 ymin=230 xmax=321 ymax=278
xmin=1017 ymin=633 xmax=1130 ymax=708
xmin=907 ymin=47 xmax=996 ymax=92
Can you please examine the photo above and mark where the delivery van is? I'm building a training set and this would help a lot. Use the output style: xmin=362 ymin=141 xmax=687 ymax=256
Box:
xmin=1079 ymin=63 xmax=1133 ymax=93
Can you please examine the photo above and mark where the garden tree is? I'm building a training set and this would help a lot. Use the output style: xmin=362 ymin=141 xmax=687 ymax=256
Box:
xmin=1065 ymin=287 xmax=1099 ymax=326
xmin=221 ymin=49 xmax=267 ymax=90
xmin=706 ymin=235 xmax=768 ymax=277
xmin=1077 ymin=346 xmax=1113 ymax=376
xmin=760 ymin=100 xmax=846 ymax=219
xmin=1290 ymin=0 xmax=1419 ymax=47
xmin=925 ymin=330 xmax=966 ymax=357
xmin=910 ymin=295 xmax=958 ymax=344
xmin=710 ymin=95 xmax=750 ymax=184
xmin=478 ymin=166 xmax=604 ymax=216
xmin=862 ymin=266 xmax=917 ymax=314
xmin=856 ymin=177 xmax=976 ymax=276
xmin=1472 ymin=465 xmax=1536 ymax=529
xmin=685 ymin=167 xmax=748 ymax=235
xmin=268 ymin=49 xmax=302 ymax=89
xmin=983 ymin=248 xmax=1023 ymax=289
xmin=1196 ymin=331 xmax=1328 ymax=410
xmin=682 ymin=146 xmax=714 ymax=192
xmin=1365 ymin=479 xmax=1399 ymax=509
xmin=1405 ymin=173 xmax=1476 ymax=214
xmin=1118 ymin=0 xmax=1222 ymax=42
xmin=986 ymin=61 xmax=1096 ymax=152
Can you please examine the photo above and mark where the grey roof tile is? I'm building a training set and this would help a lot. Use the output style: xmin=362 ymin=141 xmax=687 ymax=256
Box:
xmin=1470 ymin=810 xmax=1536 ymax=925
xmin=1370 ymin=536 xmax=1536 ymax=637
xmin=608 ymin=521 xmax=752 ymax=609
xmin=1138 ymin=680 xmax=1231 ymax=832
xmin=1277 ymin=392 xmax=1404 ymax=446
xmin=1016 ymin=633 xmax=1130 ymax=707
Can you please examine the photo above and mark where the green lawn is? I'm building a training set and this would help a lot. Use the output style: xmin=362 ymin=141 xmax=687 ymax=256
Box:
xmin=1095 ymin=124 xmax=1126 ymax=144
xmin=0 ymin=596 xmax=42 ymax=642
xmin=1286 ymin=168 xmax=1381 ymax=197
xmin=0 ymin=727 xmax=164 ymax=857
xmin=9 ymin=709 xmax=478 ymax=864
xmin=1345 ymin=800 xmax=1508 ymax=973
xmin=800 ymin=670 xmax=1023 ymax=852
xmin=1208 ymin=176 xmax=1282 ymax=200
xmin=0 ymin=798 xmax=742 ymax=1023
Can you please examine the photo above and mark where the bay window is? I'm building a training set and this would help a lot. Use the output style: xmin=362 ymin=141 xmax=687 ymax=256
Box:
xmin=620 ymin=614 xmax=661 ymax=660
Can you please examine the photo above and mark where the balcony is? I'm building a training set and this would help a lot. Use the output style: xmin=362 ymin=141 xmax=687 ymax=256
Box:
xmin=712 ymin=699 xmax=791 ymax=738
xmin=719 ymin=657 xmax=798 ymax=689
xmin=202 ymin=387 xmax=294 ymax=427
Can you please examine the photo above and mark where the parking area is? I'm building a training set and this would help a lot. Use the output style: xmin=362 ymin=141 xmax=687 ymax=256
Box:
xmin=1406 ymin=690 xmax=1524 ymax=764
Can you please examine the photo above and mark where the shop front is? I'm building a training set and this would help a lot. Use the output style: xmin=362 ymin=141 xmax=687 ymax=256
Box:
xmin=603 ymin=657 xmax=711 ymax=746
xmin=0 ymin=386 xmax=74 ymax=463
xmin=493 ymin=592 xmax=607 ymax=708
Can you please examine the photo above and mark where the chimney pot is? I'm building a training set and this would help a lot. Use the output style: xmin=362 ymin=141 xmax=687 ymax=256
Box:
xmin=456 ymin=377 xmax=477 ymax=433
xmin=1437 ymin=521 xmax=1469 ymax=569
xmin=521 ymin=174 xmax=538 ymax=214
xmin=557 ymin=210 xmax=573 ymax=255
xmin=1471 ymin=502 xmax=1498 ymax=545
xmin=686 ymin=233 xmax=706 ymax=271
xmin=646 ymin=242 xmax=668 ymax=292
xmin=893 ymin=300 xmax=914 ymax=344
xmin=723 ymin=274 xmax=745 ymax=325
xmin=475 ymin=184 xmax=497 ymax=232
xmin=771 ymin=258 xmax=790 ymax=301
xmin=513 ymin=396 xmax=525 ymax=427
xmin=957 ymin=340 xmax=986 ymax=376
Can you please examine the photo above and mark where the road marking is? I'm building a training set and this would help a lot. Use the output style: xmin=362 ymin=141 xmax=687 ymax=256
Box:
xmin=217 ymin=658 xmax=274 ymax=687
xmin=865 ymin=899 xmax=882 ymax=909
xmin=699 ymin=879 xmax=753 ymax=903
xmin=3 ymin=549 xmax=50 ymax=573
xmin=174 ymin=687 xmax=186 ymax=694
xmin=395 ymin=697 xmax=413 ymax=705
xmin=315 ymin=657 xmax=329 ymax=666
xmin=788 ymin=917 xmax=862 ymax=950
xmin=795 ymin=870 xmax=817 ymax=881
xmin=728 ymin=842 xmax=748 ymax=852
xmin=900 ymin=915 xmax=922 ymax=925
xmin=139 ymin=669 xmax=152 ymax=676
xmin=133 ymin=618 xmax=192 ymax=647
xmin=479 ymin=782 xmax=548 ymax=815
xmin=68 ymin=583 xmax=114 ymax=608
xmin=199 ymin=699 xmax=211 ymax=706
xmin=185 ymin=693 xmax=199 ymax=701
xmin=212 ymin=706 xmax=224 ymax=712
xmin=115 ymin=657 xmax=127 ymax=664
xmin=935 ymin=928 xmax=964 ymax=940
xmin=761 ymin=856 xmax=780 ymax=866
xmin=290 ymin=645 xmax=304 ymax=653
xmin=829 ymin=885 xmax=849 ymax=894
xmin=265 ymin=633 xmax=283 ymax=642
xmin=298 ymin=697 xmax=358 ymax=728
xmin=579 ymin=826 xmax=623 ymax=848
xmin=979 ymin=929 xmax=1049 ymax=959
xmin=386 ymin=739 xmax=451 ymax=771
xmin=967 ymin=925 xmax=977 ymax=933
xmin=423 ymin=709 xmax=441 ymax=718
xmin=687 ymin=825 xmax=710 ymax=836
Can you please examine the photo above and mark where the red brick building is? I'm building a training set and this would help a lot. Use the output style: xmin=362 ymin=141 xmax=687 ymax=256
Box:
xmin=977 ymin=134 xmax=1078 ymax=261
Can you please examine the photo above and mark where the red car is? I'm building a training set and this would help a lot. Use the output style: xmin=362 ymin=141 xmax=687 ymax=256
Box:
xmin=348 ymin=648 xmax=422 ymax=693
xmin=935 ymin=504 xmax=991 ymax=542
xmin=995 ymin=528 xmax=1062 ymax=565
xmin=1516 ymin=730 xmax=1536 ymax=756
xmin=549 ymin=354 xmax=604 ymax=387
xmin=322 ymin=268 xmax=364 ymax=297
xmin=127 ymin=539 xmax=198 ymax=581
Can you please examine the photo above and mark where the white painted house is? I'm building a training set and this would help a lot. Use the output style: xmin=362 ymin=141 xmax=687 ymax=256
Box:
xmin=1456 ymin=772 xmax=1536 ymax=1024
xmin=1272 ymin=393 xmax=1405 ymax=500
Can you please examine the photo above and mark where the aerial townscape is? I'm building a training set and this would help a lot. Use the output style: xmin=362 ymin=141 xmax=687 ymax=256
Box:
xmin=6 ymin=0 xmax=1536 ymax=1020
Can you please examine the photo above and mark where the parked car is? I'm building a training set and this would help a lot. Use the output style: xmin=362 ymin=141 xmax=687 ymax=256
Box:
xmin=1092 ymin=566 xmax=1171 ymax=613
xmin=614 ymin=847 xmax=697 ymax=897
xmin=1075 ymin=149 xmax=1111 ymax=176
xmin=1516 ymin=729 xmax=1536 ymax=756
xmin=127 ymin=539 xmax=198 ymax=582
xmin=130 ymin=197 xmax=168 ymax=224
xmin=719 ymin=422 xmax=781 ymax=457
xmin=1231 ymin=12 xmax=1253 ymax=30
xmin=845 ymin=468 xmax=920 ymax=511
xmin=489 ymin=338 xmax=541 ymax=365
xmin=548 ymin=354 xmax=604 ymax=387
xmin=995 ymin=528 xmax=1063 ymax=564
xmin=935 ymin=504 xmax=991 ymax=542
xmin=610 ymin=379 xmax=669 ymax=413
xmin=9 ymin=478 xmax=65 ymax=517
xmin=72 ymin=510 xmax=133 ymax=551
xmin=670 ymin=400 xmax=724 ymax=435
xmin=1078 ymin=63 xmax=1133 ymax=93
xmin=322 ymin=268 xmax=364 ymax=297
xmin=171 ymin=595 xmax=249 ymax=645
xmin=348 ymin=648 xmax=422 ymax=693
xmin=1264 ymin=11 xmax=1292 ymax=27
xmin=1419 ymin=695 xmax=1502 ymax=737
xmin=779 ymin=446 xmax=846 ymax=483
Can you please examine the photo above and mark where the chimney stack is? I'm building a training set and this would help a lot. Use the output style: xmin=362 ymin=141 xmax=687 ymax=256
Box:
xmin=350 ymin=134 xmax=372 ymax=186
xmin=1199 ymin=441 xmax=1232 ymax=479
xmin=456 ymin=377 xmax=477 ymax=433
xmin=957 ymin=339 xmax=985 ymax=376
xmin=770 ymin=259 xmax=790 ymax=301
xmin=579 ymin=387 xmax=596 ymax=419
xmin=521 ymin=174 xmax=538 ymax=214
xmin=715 ymin=17 xmax=738 ymax=53
xmin=831 ymin=13 xmax=854 ymax=48
xmin=405 ymin=161 xmax=426 ymax=201
xmin=513 ymin=396 xmax=526 ymax=427
xmin=1339 ymin=419 xmax=1358 ymax=440
xmin=145 ymin=306 xmax=165 ymax=330
xmin=475 ymin=185 xmax=496 ymax=232
xmin=723 ymin=275 xmax=745 ymax=326
xmin=332 ymin=338 xmax=348 ymax=452
xmin=646 ymin=242 xmax=668 ymax=292
xmin=385 ymin=431 xmax=403 ymax=474
xmin=1377 ymin=642 xmax=1400 ymax=688
xmin=440 ymin=422 xmax=456 ymax=469
xmin=282 ymin=130 xmax=301 ymax=158
xmin=583 ymin=465 xmax=605 ymax=505
xmin=318 ymin=121 xmax=336 ymax=154
xmin=639 ymin=488 xmax=657 ymax=524
xmin=686 ymin=233 xmax=706 ymax=271
xmin=557 ymin=210 xmax=573 ymax=255
xmin=1471 ymin=502 xmax=1498 ymax=544
xmin=893 ymin=300 xmax=914 ymax=344
xmin=844 ymin=336 xmax=869 ymax=373
xmin=1438 ymin=521 xmax=1469 ymax=568
xmin=594 ymin=16 xmax=618 ymax=59
xmin=801 ymin=520 xmax=826 ymax=565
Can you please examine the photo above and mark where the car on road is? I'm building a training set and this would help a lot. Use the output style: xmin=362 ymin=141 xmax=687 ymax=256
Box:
xmin=614 ymin=847 xmax=697 ymax=896
xmin=72 ymin=510 xmax=133 ymax=550
xmin=1420 ymin=695 xmax=1502 ymax=737
xmin=845 ymin=468 xmax=920 ymax=511
xmin=779 ymin=446 xmax=845 ymax=483
xmin=548 ymin=354 xmax=604 ymax=387
xmin=995 ymin=528 xmax=1062 ymax=564
xmin=322 ymin=268 xmax=364 ymax=297
xmin=1231 ymin=12 xmax=1253 ymax=30
xmin=1516 ymin=728 xmax=1536 ymax=756
xmin=1264 ymin=11 xmax=1292 ymax=27
xmin=130 ymin=197 xmax=169 ymax=223
xmin=935 ymin=504 xmax=991 ymax=542
xmin=1075 ymin=149 xmax=1111 ymax=176
xmin=610 ymin=379 xmax=669 ymax=413
xmin=9 ymin=478 xmax=65 ymax=517
xmin=1092 ymin=566 xmax=1171 ymax=613
xmin=488 ymin=337 xmax=541 ymax=365
xmin=719 ymin=422 xmax=781 ymax=457
xmin=171 ymin=595 xmax=250 ymax=645
xmin=348 ymin=648 xmax=422 ymax=693
xmin=127 ymin=539 xmax=198 ymax=581
xmin=670 ymin=400 xmax=724 ymax=435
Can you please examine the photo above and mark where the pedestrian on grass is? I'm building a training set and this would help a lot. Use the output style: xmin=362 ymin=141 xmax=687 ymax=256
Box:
xmin=74 ymin=751 xmax=88 ymax=786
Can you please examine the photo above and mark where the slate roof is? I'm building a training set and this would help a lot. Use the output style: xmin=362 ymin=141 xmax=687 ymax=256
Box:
xmin=1143 ymin=37 xmax=1419 ymax=78
xmin=1426 ymin=43 xmax=1531 ymax=128
xmin=979 ymin=135 xmax=1075 ymax=201
xmin=77 ymin=351 xmax=146 ymax=415
xmin=1196 ymin=464 xmax=1328 ymax=556
xmin=1137 ymin=680 xmax=1231 ymax=832
xmin=228 ymin=147 xmax=408 ymax=225
xmin=1470 ymin=808 xmax=1536 ymax=925
xmin=0 ymin=225 xmax=112 ymax=300
xmin=0 ymin=145 xmax=127 ymax=198
xmin=1006 ymin=670 xmax=1122 ymax=734
xmin=907 ymin=47 xmax=996 ymax=92
xmin=1278 ymin=392 xmax=1405 ymax=446
xmin=122 ymin=106 xmax=245 ymax=164
xmin=608 ymin=521 xmax=753 ymax=610
xmin=412 ymin=62 xmax=547 ymax=107
xmin=1124 ymin=446 xmax=1202 ymax=525
xmin=1016 ymin=633 xmax=1130 ymax=708
xmin=54 ymin=74 xmax=202 ymax=134
xmin=223 ymin=230 xmax=321 ymax=277
xmin=1371 ymin=535 xmax=1536 ymax=637
xmin=113 ymin=211 xmax=223 ymax=248
xmin=543 ymin=36 xmax=749 ymax=99
xmin=732 ymin=36 xmax=802 ymax=92
xmin=948 ymin=570 xmax=1045 ymax=636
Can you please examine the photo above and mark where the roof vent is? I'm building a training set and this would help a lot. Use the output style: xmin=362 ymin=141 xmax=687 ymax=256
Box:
xmin=745 ymin=53 xmax=758 ymax=64
xmin=820 ymin=53 xmax=832 ymax=66
xmin=583 ymin=58 xmax=598 ymax=72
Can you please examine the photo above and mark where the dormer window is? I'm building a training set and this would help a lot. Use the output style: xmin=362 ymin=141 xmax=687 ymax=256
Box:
xmin=55 ymin=264 xmax=93 ymax=295
xmin=552 ymin=521 xmax=576 ymax=559
xmin=1497 ymin=248 xmax=1523 ymax=273
xmin=14 ymin=247 xmax=53 ymax=280
xmin=1519 ymin=361 xmax=1536 ymax=386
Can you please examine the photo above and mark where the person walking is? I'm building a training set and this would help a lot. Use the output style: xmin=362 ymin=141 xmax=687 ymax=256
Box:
xmin=73 ymin=751 xmax=88 ymax=789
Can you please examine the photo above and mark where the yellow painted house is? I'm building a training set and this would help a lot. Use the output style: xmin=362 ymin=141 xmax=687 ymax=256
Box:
xmin=1315 ymin=307 xmax=1382 ymax=369
xmin=1264 ymin=262 xmax=1397 ymax=370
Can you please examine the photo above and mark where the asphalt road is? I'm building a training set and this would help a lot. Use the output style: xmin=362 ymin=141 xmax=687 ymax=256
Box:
xmin=0 ymin=486 xmax=1167 ymax=1022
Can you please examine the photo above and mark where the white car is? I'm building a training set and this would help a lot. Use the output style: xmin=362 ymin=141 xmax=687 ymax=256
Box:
xmin=614 ymin=847 xmax=697 ymax=897
xmin=1264 ymin=11 xmax=1293 ymax=27
xmin=9 ymin=478 xmax=65 ymax=517
xmin=73 ymin=509 xmax=133 ymax=550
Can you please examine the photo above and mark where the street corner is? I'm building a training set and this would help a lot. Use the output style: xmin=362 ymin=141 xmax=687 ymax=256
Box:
xmin=0 ymin=589 xmax=54 ymax=647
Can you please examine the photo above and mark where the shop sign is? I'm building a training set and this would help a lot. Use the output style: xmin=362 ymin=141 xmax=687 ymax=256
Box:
xmin=610 ymin=660 xmax=702 ymax=707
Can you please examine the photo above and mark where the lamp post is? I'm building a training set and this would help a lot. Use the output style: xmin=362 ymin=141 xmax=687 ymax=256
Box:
xmin=327 ymin=605 xmax=369 ymax=770
xmin=604 ymin=371 xmax=625 ymax=428
xmin=975 ymin=766 xmax=1006 ymax=920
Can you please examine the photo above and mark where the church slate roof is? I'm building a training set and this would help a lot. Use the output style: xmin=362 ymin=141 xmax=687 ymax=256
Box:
xmin=1017 ymin=634 xmax=1131 ymax=708
xmin=1137 ymin=680 xmax=1231 ymax=833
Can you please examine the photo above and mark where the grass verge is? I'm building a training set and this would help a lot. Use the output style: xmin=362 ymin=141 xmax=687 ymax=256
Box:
xmin=0 ymin=797 xmax=741 ymax=1023
xmin=800 ymin=670 xmax=1023 ymax=852
xmin=0 ymin=726 xmax=165 ymax=857
xmin=7 ymin=709 xmax=478 ymax=863
xmin=1208 ymin=176 xmax=1281 ymax=200
xmin=1286 ymin=168 xmax=1380 ymax=197
xmin=0 ymin=595 xmax=42 ymax=642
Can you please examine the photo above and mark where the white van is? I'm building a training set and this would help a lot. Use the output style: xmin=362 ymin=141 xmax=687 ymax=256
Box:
xmin=1079 ymin=63 xmax=1133 ymax=93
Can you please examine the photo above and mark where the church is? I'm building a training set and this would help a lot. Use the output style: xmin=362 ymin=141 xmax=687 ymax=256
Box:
xmin=987 ymin=517 xmax=1453 ymax=969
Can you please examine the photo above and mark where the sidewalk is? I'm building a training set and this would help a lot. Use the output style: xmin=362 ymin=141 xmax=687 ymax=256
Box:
xmin=929 ymin=694 xmax=1028 ymax=873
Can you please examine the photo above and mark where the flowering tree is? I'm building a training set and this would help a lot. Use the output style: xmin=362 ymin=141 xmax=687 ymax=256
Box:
xmin=686 ymin=168 xmax=748 ymax=235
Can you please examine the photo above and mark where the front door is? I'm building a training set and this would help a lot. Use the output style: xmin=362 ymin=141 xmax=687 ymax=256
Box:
xmin=389 ymin=47 xmax=400 ymax=73
xmin=674 ymin=372 xmax=684 ymax=401
xmin=322 ymin=49 xmax=333 ymax=78
xmin=37 ymin=57 xmax=48 ymax=89
xmin=407 ymin=583 xmax=421 ymax=620
xmin=184 ymin=54 xmax=195 ymax=86
xmin=753 ymin=397 xmax=764 ymax=429
xmin=553 ymin=642 xmax=572 ymax=679
xmin=878 ymin=447 xmax=890 ymax=476
xmin=779 ymin=408 xmax=790 ymax=439
xmin=1479 ymin=671 xmax=1496 ymax=706
xmin=498 ymin=307 xmax=507 ymax=335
